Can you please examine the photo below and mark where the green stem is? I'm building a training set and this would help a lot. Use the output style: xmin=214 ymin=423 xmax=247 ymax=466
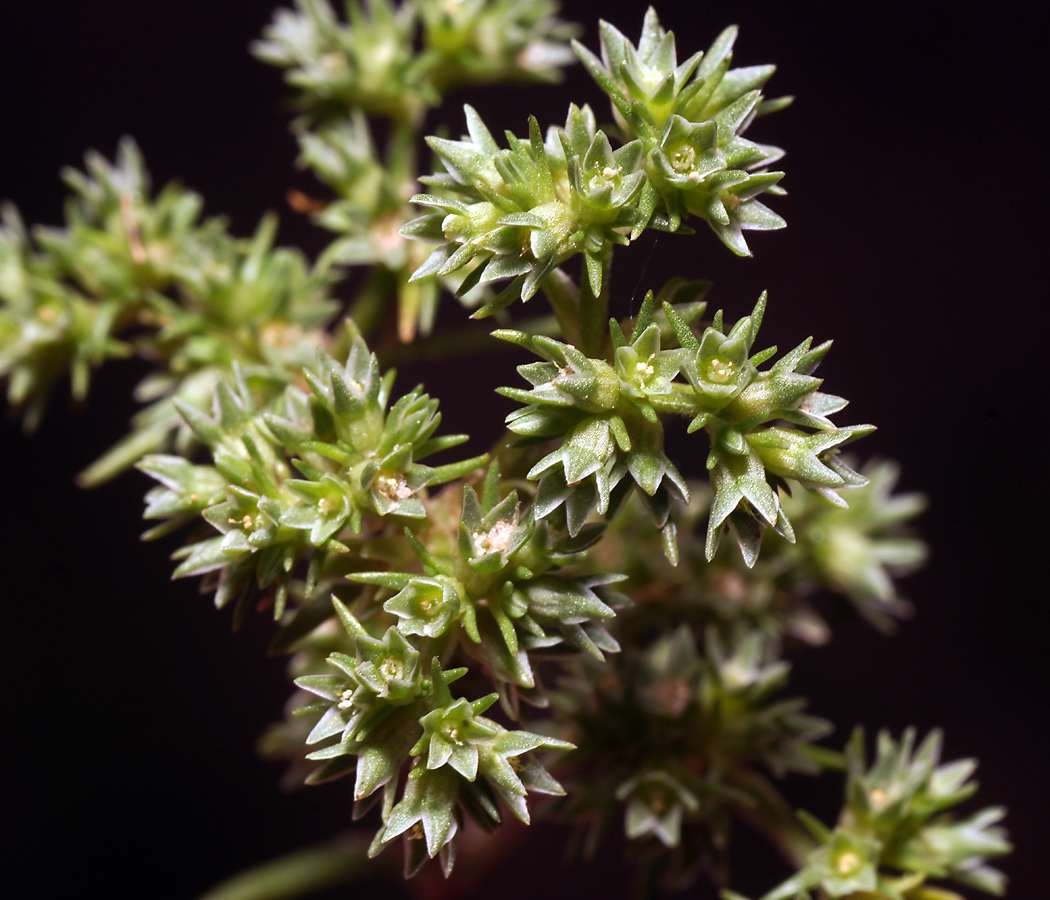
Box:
xmin=347 ymin=266 xmax=395 ymax=342
xmin=648 ymin=383 xmax=705 ymax=417
xmin=540 ymin=269 xmax=582 ymax=348
xmin=387 ymin=119 xmax=419 ymax=186
xmin=377 ymin=315 xmax=559 ymax=367
xmin=198 ymin=833 xmax=388 ymax=900
xmin=579 ymin=246 xmax=612 ymax=359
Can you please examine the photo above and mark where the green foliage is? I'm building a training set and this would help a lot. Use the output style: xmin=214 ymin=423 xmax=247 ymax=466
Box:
xmin=1 ymin=2 xmax=1010 ymax=898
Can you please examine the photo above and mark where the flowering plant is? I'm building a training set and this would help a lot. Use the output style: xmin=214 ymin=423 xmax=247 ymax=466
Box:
xmin=0 ymin=3 xmax=1012 ymax=899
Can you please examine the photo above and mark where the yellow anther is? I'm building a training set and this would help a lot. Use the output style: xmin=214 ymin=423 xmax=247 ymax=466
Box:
xmin=835 ymin=851 xmax=859 ymax=875
xmin=375 ymin=471 xmax=412 ymax=501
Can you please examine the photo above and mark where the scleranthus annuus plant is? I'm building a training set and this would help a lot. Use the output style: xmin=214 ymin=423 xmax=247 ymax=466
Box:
xmin=0 ymin=3 xmax=1011 ymax=899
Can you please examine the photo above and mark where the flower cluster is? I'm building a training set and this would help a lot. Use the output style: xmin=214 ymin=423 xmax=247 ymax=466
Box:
xmin=595 ymin=459 xmax=928 ymax=649
xmin=294 ymin=601 xmax=573 ymax=874
xmin=253 ymin=0 xmax=576 ymax=127
xmin=351 ymin=465 xmax=628 ymax=705
xmin=726 ymin=729 xmax=1012 ymax=900
xmin=497 ymin=290 xmax=873 ymax=567
xmin=0 ymin=139 xmax=340 ymax=485
xmin=141 ymin=334 xmax=484 ymax=618
xmin=573 ymin=8 xmax=789 ymax=249
xmin=2 ymin=3 xmax=1012 ymax=895
xmin=403 ymin=104 xmax=644 ymax=308
xmin=495 ymin=297 xmax=690 ymax=553
xmin=401 ymin=9 xmax=790 ymax=315
xmin=552 ymin=626 xmax=830 ymax=883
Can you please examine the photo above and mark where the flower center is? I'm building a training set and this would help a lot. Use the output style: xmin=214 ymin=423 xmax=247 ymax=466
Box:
xmin=835 ymin=851 xmax=859 ymax=876
xmin=474 ymin=519 xmax=515 ymax=555
xmin=705 ymin=357 xmax=734 ymax=384
xmin=375 ymin=471 xmax=413 ymax=501
xmin=670 ymin=144 xmax=696 ymax=174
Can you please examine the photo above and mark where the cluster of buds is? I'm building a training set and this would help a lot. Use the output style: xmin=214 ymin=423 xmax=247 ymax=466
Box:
xmin=495 ymin=296 xmax=691 ymax=555
xmin=401 ymin=8 xmax=790 ymax=312
xmin=256 ymin=0 xmax=577 ymax=339
xmin=292 ymin=97 xmax=444 ymax=342
xmin=403 ymin=105 xmax=645 ymax=307
xmin=573 ymin=9 xmax=789 ymax=250
xmin=597 ymin=458 xmax=928 ymax=649
xmin=0 ymin=139 xmax=340 ymax=485
xmin=772 ymin=459 xmax=928 ymax=630
xmin=663 ymin=292 xmax=873 ymax=564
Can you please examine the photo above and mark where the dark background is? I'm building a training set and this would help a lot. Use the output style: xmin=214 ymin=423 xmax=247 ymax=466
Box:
xmin=1 ymin=1 xmax=1047 ymax=897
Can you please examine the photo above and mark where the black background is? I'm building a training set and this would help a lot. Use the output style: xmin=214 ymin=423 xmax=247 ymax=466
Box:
xmin=1 ymin=1 xmax=1047 ymax=898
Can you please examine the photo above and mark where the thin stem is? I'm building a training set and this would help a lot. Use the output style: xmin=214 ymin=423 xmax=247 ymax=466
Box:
xmin=540 ymin=269 xmax=583 ymax=348
xmin=198 ymin=832 xmax=389 ymax=900
xmin=347 ymin=266 xmax=395 ymax=342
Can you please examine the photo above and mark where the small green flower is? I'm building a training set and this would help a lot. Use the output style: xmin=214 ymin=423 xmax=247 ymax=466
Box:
xmin=413 ymin=695 xmax=501 ymax=780
xmin=616 ymin=769 xmax=700 ymax=847
xmin=678 ymin=305 xmax=757 ymax=412
xmin=296 ymin=605 xmax=425 ymax=744
xmin=384 ymin=575 xmax=465 ymax=639
xmin=806 ymin=828 xmax=882 ymax=897
xmin=281 ymin=473 xmax=358 ymax=545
